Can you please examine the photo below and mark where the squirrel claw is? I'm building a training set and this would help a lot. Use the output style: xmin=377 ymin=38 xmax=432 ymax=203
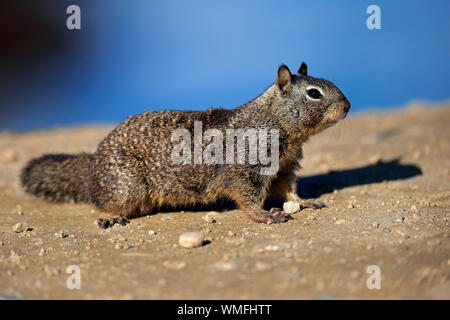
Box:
xmin=96 ymin=217 xmax=130 ymax=229
xmin=252 ymin=209 xmax=292 ymax=224
xmin=300 ymin=199 xmax=327 ymax=210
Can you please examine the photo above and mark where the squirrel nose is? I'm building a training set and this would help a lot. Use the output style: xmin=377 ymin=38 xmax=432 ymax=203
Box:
xmin=343 ymin=98 xmax=351 ymax=113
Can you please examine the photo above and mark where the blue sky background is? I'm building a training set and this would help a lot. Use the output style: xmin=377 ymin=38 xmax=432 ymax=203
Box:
xmin=1 ymin=0 xmax=449 ymax=130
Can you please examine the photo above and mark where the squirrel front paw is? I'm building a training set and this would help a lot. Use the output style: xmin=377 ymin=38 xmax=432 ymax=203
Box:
xmin=299 ymin=199 xmax=327 ymax=209
xmin=287 ymin=193 xmax=327 ymax=210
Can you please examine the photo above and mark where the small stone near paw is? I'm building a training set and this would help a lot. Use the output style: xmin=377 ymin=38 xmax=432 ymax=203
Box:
xmin=202 ymin=214 xmax=216 ymax=223
xmin=178 ymin=231 xmax=204 ymax=248
xmin=283 ymin=201 xmax=301 ymax=214
xmin=12 ymin=222 xmax=29 ymax=233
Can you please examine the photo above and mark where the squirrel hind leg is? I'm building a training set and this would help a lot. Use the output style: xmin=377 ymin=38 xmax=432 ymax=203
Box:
xmin=91 ymin=196 xmax=155 ymax=229
xmin=93 ymin=201 xmax=152 ymax=229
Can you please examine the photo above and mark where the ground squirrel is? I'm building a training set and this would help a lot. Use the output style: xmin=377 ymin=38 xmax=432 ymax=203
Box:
xmin=21 ymin=62 xmax=350 ymax=226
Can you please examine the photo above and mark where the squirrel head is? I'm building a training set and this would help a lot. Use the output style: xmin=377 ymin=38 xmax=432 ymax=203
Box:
xmin=273 ymin=62 xmax=350 ymax=135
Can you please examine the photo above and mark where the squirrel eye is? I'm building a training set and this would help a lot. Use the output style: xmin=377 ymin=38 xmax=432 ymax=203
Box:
xmin=306 ymin=88 xmax=323 ymax=100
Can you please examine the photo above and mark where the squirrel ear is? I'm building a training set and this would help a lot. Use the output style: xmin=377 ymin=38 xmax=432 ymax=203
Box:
xmin=277 ymin=65 xmax=292 ymax=92
xmin=298 ymin=62 xmax=308 ymax=75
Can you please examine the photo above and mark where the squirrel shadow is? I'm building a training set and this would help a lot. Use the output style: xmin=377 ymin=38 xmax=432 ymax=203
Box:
xmin=151 ymin=158 xmax=422 ymax=214
xmin=296 ymin=158 xmax=422 ymax=199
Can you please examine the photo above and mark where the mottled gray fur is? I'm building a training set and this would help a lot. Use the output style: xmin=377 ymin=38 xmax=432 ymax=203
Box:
xmin=21 ymin=62 xmax=350 ymax=225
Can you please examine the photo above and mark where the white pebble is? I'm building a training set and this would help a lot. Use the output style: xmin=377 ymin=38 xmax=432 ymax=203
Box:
xmin=255 ymin=261 xmax=271 ymax=271
xmin=202 ymin=215 xmax=216 ymax=223
xmin=0 ymin=149 xmax=17 ymax=163
xmin=211 ymin=261 xmax=237 ymax=271
xmin=12 ymin=222 xmax=28 ymax=233
xmin=163 ymin=260 xmax=186 ymax=270
xmin=283 ymin=201 xmax=301 ymax=214
xmin=264 ymin=245 xmax=284 ymax=252
xmin=178 ymin=231 xmax=204 ymax=248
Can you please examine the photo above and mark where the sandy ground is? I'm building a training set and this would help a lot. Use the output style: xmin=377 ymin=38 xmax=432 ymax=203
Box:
xmin=0 ymin=104 xmax=449 ymax=300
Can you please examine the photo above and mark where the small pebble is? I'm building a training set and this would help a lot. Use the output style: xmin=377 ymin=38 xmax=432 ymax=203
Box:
xmin=148 ymin=230 xmax=156 ymax=235
xmin=178 ymin=231 xmax=204 ymax=248
xmin=0 ymin=149 xmax=17 ymax=163
xmin=0 ymin=292 xmax=22 ymax=300
xmin=324 ymin=246 xmax=333 ymax=253
xmin=369 ymin=154 xmax=381 ymax=164
xmin=283 ymin=201 xmax=301 ymax=214
xmin=12 ymin=222 xmax=29 ymax=233
xmin=114 ymin=243 xmax=133 ymax=250
xmin=211 ymin=261 xmax=237 ymax=271
xmin=163 ymin=260 xmax=187 ymax=270
xmin=255 ymin=261 xmax=271 ymax=271
xmin=54 ymin=230 xmax=67 ymax=238
xmin=264 ymin=245 xmax=284 ymax=252
xmin=202 ymin=215 xmax=216 ymax=223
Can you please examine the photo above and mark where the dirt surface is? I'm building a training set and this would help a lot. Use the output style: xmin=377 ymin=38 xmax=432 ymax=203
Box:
xmin=0 ymin=104 xmax=449 ymax=299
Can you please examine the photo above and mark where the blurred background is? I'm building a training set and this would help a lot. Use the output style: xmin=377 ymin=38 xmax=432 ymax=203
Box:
xmin=0 ymin=0 xmax=449 ymax=131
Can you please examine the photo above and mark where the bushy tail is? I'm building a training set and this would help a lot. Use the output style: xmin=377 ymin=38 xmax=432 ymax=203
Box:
xmin=21 ymin=153 xmax=94 ymax=203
